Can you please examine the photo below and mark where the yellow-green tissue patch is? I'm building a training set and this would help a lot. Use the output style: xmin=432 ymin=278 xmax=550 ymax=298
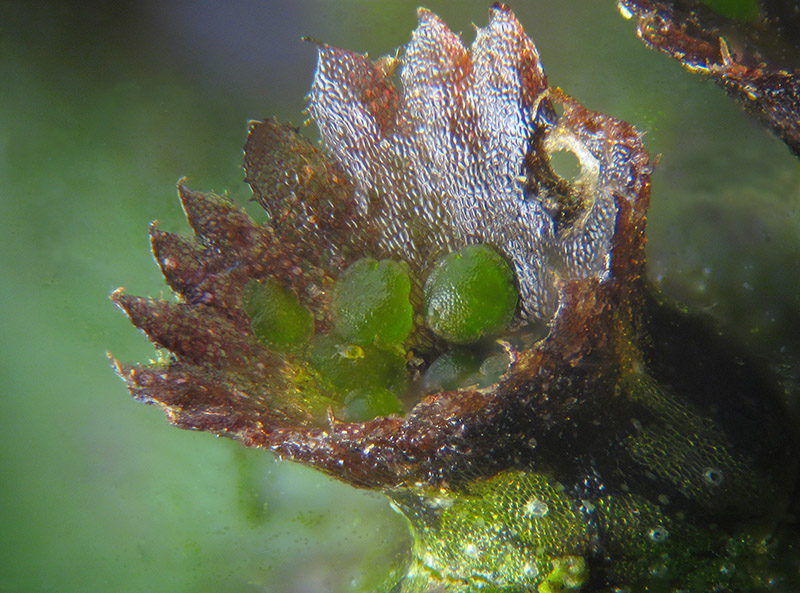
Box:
xmin=243 ymin=278 xmax=314 ymax=352
xmin=539 ymin=556 xmax=589 ymax=593
xmin=424 ymin=244 xmax=518 ymax=344
xmin=397 ymin=470 xmax=591 ymax=592
xmin=332 ymin=258 xmax=413 ymax=346
xmin=306 ymin=333 xmax=408 ymax=397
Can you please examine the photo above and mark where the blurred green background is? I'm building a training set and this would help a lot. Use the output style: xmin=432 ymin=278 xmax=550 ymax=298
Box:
xmin=1 ymin=1 xmax=798 ymax=592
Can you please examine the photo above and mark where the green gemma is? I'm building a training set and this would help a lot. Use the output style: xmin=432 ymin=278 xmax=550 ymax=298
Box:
xmin=242 ymin=278 xmax=314 ymax=352
xmin=331 ymin=258 xmax=413 ymax=346
xmin=305 ymin=333 xmax=408 ymax=397
xmin=424 ymin=244 xmax=518 ymax=344
xmin=342 ymin=388 xmax=404 ymax=422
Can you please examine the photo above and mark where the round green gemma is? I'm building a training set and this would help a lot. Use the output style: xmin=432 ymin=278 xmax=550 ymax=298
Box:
xmin=422 ymin=348 xmax=512 ymax=394
xmin=475 ymin=351 xmax=511 ymax=387
xmin=243 ymin=278 xmax=314 ymax=352
xmin=342 ymin=388 xmax=404 ymax=422
xmin=332 ymin=258 xmax=413 ymax=346
xmin=424 ymin=244 xmax=518 ymax=344
xmin=305 ymin=333 xmax=408 ymax=397
xmin=421 ymin=348 xmax=480 ymax=394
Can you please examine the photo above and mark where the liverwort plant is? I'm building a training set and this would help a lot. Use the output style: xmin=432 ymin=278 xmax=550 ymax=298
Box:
xmin=111 ymin=5 xmax=800 ymax=591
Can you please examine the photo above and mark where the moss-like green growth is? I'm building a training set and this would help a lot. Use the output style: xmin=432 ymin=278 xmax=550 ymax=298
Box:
xmin=396 ymin=470 xmax=591 ymax=592
xmin=243 ymin=278 xmax=314 ymax=352
xmin=597 ymin=493 xmax=702 ymax=589
xmin=332 ymin=258 xmax=413 ymax=346
xmin=342 ymin=388 xmax=404 ymax=422
xmin=621 ymin=372 xmax=773 ymax=516
xmin=424 ymin=244 xmax=517 ymax=344
xmin=306 ymin=333 xmax=408 ymax=397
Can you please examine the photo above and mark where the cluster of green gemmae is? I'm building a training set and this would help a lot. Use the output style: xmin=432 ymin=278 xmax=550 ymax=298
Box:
xmin=113 ymin=5 xmax=800 ymax=593
xmin=243 ymin=243 xmax=517 ymax=422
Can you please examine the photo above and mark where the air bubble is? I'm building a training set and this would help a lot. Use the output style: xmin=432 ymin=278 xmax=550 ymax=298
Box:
xmin=522 ymin=563 xmax=539 ymax=578
xmin=648 ymin=526 xmax=670 ymax=543
xmin=703 ymin=467 xmax=725 ymax=486
xmin=463 ymin=543 xmax=480 ymax=559
xmin=523 ymin=497 xmax=549 ymax=518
